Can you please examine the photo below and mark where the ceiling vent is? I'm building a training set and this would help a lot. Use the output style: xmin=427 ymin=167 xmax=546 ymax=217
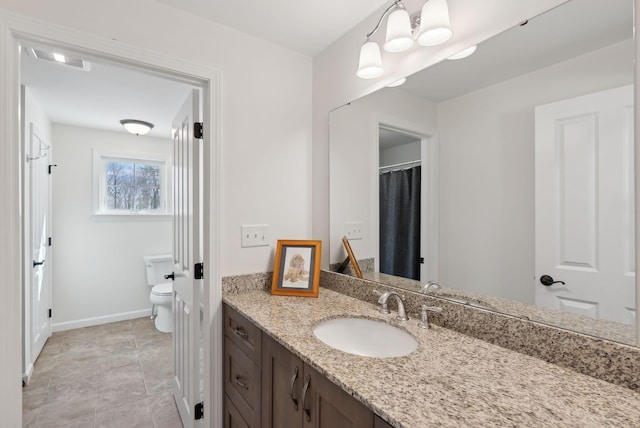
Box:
xmin=29 ymin=48 xmax=91 ymax=71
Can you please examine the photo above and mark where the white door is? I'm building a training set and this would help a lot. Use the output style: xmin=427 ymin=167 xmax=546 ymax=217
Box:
xmin=27 ymin=124 xmax=52 ymax=369
xmin=171 ymin=89 xmax=203 ymax=427
xmin=535 ymin=85 xmax=635 ymax=325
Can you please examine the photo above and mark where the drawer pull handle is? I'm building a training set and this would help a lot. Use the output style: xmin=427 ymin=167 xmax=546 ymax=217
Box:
xmin=234 ymin=376 xmax=248 ymax=390
xmin=234 ymin=326 xmax=249 ymax=340
xmin=289 ymin=366 xmax=299 ymax=410
xmin=302 ymin=374 xmax=311 ymax=422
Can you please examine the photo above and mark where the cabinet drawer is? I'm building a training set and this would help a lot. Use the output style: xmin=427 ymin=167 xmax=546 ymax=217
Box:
xmin=224 ymin=394 xmax=251 ymax=428
xmin=225 ymin=337 xmax=261 ymax=428
xmin=225 ymin=304 xmax=262 ymax=365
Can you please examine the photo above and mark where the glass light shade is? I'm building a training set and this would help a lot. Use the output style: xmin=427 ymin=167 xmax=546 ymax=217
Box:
xmin=384 ymin=9 xmax=414 ymax=53
xmin=447 ymin=45 xmax=477 ymax=60
xmin=356 ymin=41 xmax=384 ymax=79
xmin=387 ymin=77 xmax=407 ymax=87
xmin=417 ymin=0 xmax=453 ymax=46
xmin=120 ymin=119 xmax=154 ymax=136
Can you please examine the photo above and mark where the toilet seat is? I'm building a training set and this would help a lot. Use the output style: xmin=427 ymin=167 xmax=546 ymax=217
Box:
xmin=152 ymin=282 xmax=173 ymax=296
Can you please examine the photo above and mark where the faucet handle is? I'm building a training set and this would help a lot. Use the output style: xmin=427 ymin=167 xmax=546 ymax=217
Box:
xmin=373 ymin=289 xmax=390 ymax=314
xmin=418 ymin=304 xmax=443 ymax=329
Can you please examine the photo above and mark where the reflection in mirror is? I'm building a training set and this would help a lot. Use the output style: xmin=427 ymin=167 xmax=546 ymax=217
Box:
xmin=329 ymin=0 xmax=636 ymax=345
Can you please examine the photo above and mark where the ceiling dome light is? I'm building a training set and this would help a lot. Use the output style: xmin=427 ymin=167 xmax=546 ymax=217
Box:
xmin=447 ymin=45 xmax=477 ymax=60
xmin=356 ymin=41 xmax=384 ymax=79
xmin=120 ymin=119 xmax=154 ymax=136
xmin=384 ymin=8 xmax=414 ymax=53
xmin=417 ymin=0 xmax=453 ymax=47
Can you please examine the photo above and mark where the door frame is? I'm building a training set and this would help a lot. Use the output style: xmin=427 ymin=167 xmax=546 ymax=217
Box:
xmin=372 ymin=115 xmax=438 ymax=282
xmin=0 ymin=13 xmax=222 ymax=427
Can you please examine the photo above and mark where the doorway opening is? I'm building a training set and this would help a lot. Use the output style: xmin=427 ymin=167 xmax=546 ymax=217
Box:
xmin=1 ymin=17 xmax=221 ymax=428
xmin=376 ymin=123 xmax=438 ymax=283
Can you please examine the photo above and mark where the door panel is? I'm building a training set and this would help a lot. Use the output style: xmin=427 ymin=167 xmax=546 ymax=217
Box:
xmin=535 ymin=85 xmax=635 ymax=324
xmin=28 ymin=123 xmax=51 ymax=368
xmin=172 ymin=89 xmax=202 ymax=427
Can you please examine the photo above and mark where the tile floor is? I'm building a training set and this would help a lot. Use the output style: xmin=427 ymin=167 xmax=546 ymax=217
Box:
xmin=22 ymin=317 xmax=183 ymax=428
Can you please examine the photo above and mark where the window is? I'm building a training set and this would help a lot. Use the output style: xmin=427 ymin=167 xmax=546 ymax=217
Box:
xmin=94 ymin=151 xmax=171 ymax=215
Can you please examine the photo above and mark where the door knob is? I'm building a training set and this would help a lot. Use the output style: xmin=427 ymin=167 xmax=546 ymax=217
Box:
xmin=540 ymin=275 xmax=565 ymax=286
xmin=33 ymin=260 xmax=45 ymax=268
xmin=164 ymin=272 xmax=175 ymax=280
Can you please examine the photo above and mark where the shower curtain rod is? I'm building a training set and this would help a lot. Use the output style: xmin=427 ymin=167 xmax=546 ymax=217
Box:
xmin=379 ymin=159 xmax=421 ymax=173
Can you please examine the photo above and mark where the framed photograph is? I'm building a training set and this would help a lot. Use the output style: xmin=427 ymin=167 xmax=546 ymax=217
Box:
xmin=271 ymin=240 xmax=322 ymax=297
xmin=341 ymin=236 xmax=363 ymax=278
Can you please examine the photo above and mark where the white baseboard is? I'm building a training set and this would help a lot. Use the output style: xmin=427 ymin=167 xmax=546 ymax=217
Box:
xmin=51 ymin=309 xmax=151 ymax=332
xmin=22 ymin=363 xmax=34 ymax=386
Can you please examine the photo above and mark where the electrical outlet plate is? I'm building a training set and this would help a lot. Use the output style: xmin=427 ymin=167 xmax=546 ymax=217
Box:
xmin=241 ymin=224 xmax=270 ymax=247
xmin=344 ymin=221 xmax=363 ymax=240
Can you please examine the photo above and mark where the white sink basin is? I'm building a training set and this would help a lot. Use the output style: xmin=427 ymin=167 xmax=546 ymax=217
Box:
xmin=313 ymin=317 xmax=417 ymax=358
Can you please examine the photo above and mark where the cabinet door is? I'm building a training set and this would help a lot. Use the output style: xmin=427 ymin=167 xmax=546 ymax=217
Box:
xmin=225 ymin=394 xmax=251 ymax=428
xmin=262 ymin=334 xmax=303 ymax=427
xmin=302 ymin=364 xmax=373 ymax=428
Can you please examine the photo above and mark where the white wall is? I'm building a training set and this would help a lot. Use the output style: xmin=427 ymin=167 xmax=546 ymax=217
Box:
xmin=437 ymin=39 xmax=634 ymax=303
xmin=51 ymin=124 xmax=172 ymax=329
xmin=313 ymin=0 xmax=569 ymax=266
xmin=329 ymin=88 xmax=436 ymax=265
xmin=0 ymin=0 xmax=313 ymax=276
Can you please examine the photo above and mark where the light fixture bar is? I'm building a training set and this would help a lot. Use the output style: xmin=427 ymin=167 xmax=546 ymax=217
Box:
xmin=366 ymin=0 xmax=404 ymax=39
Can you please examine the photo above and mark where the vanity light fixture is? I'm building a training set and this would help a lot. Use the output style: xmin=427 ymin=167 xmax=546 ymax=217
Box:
xmin=447 ymin=45 xmax=477 ymax=60
xmin=357 ymin=0 xmax=454 ymax=79
xmin=387 ymin=77 xmax=407 ymax=87
xmin=120 ymin=119 xmax=154 ymax=136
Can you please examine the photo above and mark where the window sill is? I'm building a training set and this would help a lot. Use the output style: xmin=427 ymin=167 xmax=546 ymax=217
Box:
xmin=92 ymin=212 xmax=172 ymax=221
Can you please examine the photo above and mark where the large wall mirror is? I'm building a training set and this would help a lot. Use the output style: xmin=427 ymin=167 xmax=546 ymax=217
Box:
xmin=329 ymin=0 xmax=636 ymax=346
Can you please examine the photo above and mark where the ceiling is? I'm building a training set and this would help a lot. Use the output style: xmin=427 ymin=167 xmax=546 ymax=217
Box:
xmin=21 ymin=48 xmax=195 ymax=139
xmin=154 ymin=0 xmax=390 ymax=56
xmin=401 ymin=0 xmax=633 ymax=101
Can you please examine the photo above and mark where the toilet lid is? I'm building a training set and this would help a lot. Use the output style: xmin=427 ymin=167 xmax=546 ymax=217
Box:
xmin=152 ymin=282 xmax=173 ymax=296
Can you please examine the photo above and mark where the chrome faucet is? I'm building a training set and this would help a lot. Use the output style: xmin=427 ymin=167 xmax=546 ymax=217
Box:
xmin=420 ymin=281 xmax=441 ymax=294
xmin=374 ymin=290 xmax=408 ymax=321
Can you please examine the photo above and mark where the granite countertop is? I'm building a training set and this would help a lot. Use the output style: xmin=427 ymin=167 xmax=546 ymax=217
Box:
xmin=361 ymin=271 xmax=636 ymax=346
xmin=223 ymin=287 xmax=640 ymax=427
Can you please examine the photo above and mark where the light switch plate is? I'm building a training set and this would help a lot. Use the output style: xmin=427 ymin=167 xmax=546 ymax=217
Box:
xmin=241 ymin=224 xmax=270 ymax=247
xmin=344 ymin=221 xmax=363 ymax=240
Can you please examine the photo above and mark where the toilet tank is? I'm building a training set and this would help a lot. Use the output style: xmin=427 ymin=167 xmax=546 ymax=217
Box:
xmin=143 ymin=254 xmax=173 ymax=285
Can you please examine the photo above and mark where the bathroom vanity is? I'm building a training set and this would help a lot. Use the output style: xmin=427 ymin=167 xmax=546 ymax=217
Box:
xmin=222 ymin=283 xmax=640 ymax=427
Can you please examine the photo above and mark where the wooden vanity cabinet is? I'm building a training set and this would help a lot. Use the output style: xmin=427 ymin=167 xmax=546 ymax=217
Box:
xmin=224 ymin=303 xmax=390 ymax=428
xmin=374 ymin=415 xmax=394 ymax=428
xmin=262 ymin=333 xmax=373 ymax=428
xmin=224 ymin=305 xmax=262 ymax=428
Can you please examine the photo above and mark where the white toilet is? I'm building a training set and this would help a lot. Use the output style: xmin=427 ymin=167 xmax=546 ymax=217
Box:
xmin=143 ymin=254 xmax=174 ymax=333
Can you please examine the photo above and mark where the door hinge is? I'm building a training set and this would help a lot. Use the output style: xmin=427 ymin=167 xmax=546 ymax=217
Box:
xmin=195 ymin=262 xmax=204 ymax=280
xmin=48 ymin=309 xmax=52 ymax=318
xmin=194 ymin=401 xmax=204 ymax=420
xmin=194 ymin=122 xmax=203 ymax=139
xmin=48 ymin=164 xmax=58 ymax=174
xmin=48 ymin=237 xmax=52 ymax=247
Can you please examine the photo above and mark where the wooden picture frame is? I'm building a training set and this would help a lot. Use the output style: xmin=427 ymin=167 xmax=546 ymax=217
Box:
xmin=341 ymin=236 xmax=363 ymax=278
xmin=271 ymin=240 xmax=322 ymax=297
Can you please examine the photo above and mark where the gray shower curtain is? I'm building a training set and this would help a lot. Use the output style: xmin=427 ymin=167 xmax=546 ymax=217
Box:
xmin=379 ymin=166 xmax=421 ymax=280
